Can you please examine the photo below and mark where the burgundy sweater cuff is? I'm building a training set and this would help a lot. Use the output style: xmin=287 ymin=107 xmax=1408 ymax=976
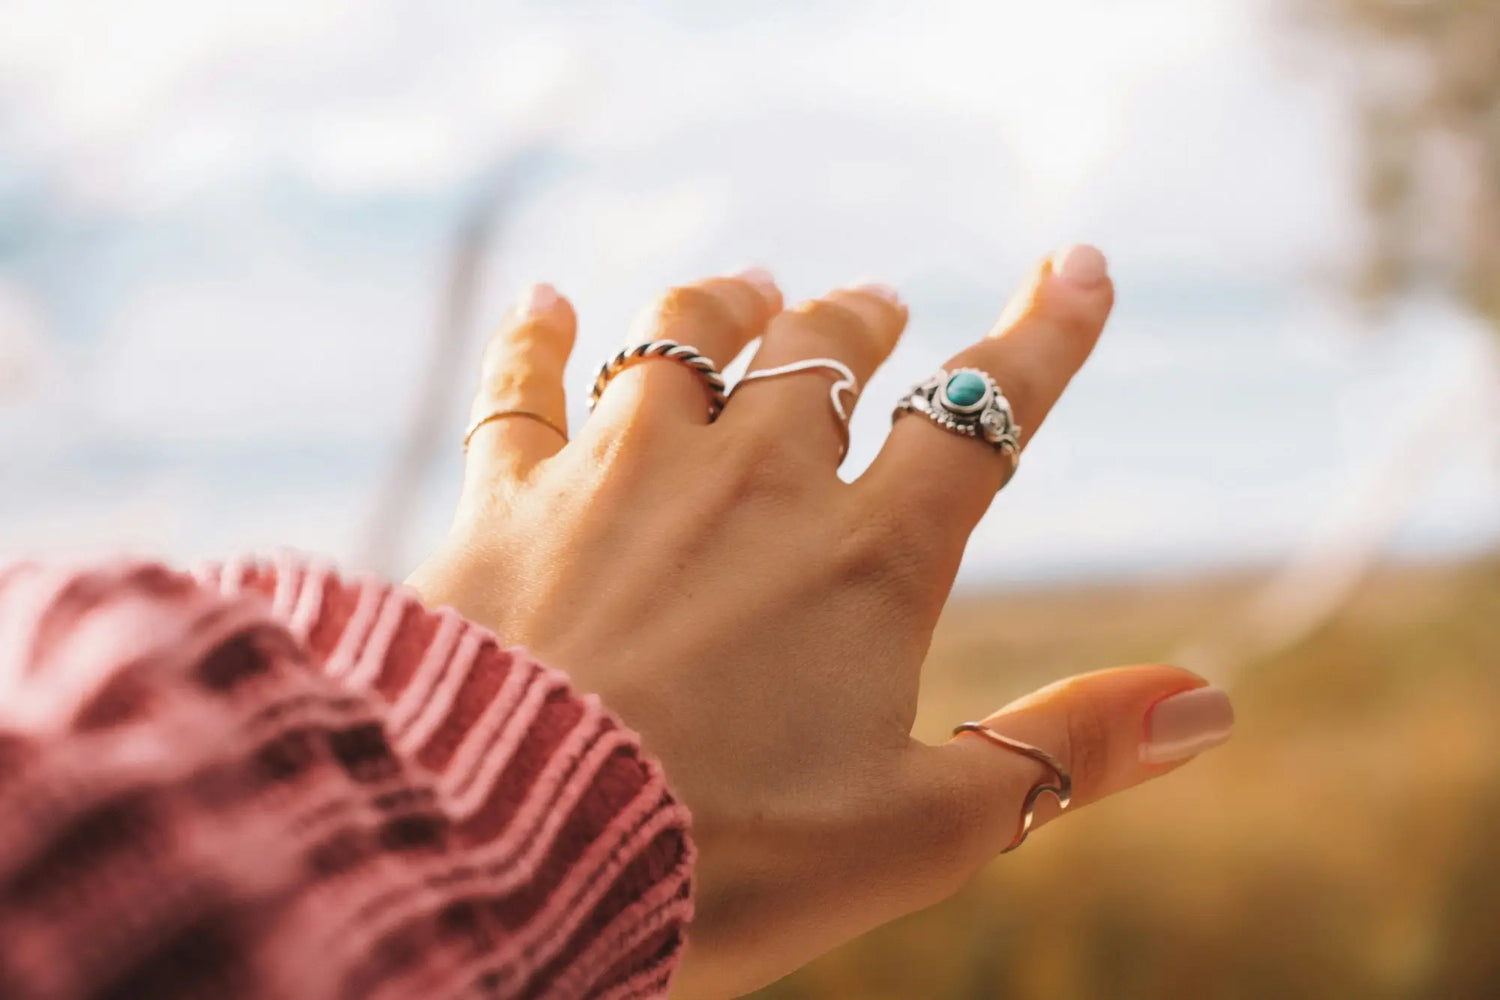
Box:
xmin=0 ymin=555 xmax=695 ymax=1000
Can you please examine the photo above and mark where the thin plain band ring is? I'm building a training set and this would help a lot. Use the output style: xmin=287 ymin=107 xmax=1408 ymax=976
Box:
xmin=589 ymin=339 xmax=728 ymax=421
xmin=951 ymin=722 xmax=1072 ymax=853
xmin=733 ymin=358 xmax=860 ymax=460
xmin=463 ymin=409 xmax=569 ymax=451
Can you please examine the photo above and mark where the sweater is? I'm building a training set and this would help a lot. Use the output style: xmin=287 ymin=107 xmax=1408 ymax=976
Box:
xmin=0 ymin=555 xmax=695 ymax=1000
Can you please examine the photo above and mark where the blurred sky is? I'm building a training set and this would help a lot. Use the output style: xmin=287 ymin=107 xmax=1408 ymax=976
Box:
xmin=1 ymin=0 xmax=1497 ymax=584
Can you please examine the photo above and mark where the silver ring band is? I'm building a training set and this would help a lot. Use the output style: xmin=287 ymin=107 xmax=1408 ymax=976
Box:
xmin=589 ymin=340 xmax=728 ymax=421
xmin=733 ymin=358 xmax=859 ymax=460
xmin=894 ymin=367 xmax=1022 ymax=475
xmin=951 ymin=722 xmax=1071 ymax=853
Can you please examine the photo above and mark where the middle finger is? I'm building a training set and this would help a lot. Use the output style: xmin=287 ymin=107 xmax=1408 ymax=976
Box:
xmin=718 ymin=284 xmax=908 ymax=466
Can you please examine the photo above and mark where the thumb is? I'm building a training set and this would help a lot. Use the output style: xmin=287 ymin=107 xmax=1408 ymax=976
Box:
xmin=915 ymin=665 xmax=1233 ymax=871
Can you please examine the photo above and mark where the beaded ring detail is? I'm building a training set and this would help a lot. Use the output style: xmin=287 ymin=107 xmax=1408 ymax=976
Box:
xmin=894 ymin=367 xmax=1021 ymax=483
xmin=895 ymin=367 xmax=1021 ymax=453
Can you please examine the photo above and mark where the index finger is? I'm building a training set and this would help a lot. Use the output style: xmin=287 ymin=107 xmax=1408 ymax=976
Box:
xmin=859 ymin=245 xmax=1115 ymax=546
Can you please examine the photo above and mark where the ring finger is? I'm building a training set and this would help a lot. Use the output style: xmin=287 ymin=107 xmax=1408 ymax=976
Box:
xmin=590 ymin=269 xmax=783 ymax=428
xmin=718 ymin=283 xmax=908 ymax=464
xmin=861 ymin=245 xmax=1115 ymax=551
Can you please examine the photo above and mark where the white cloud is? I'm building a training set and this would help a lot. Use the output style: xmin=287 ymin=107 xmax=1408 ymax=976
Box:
xmin=1 ymin=0 xmax=1494 ymax=578
xmin=83 ymin=253 xmax=432 ymax=445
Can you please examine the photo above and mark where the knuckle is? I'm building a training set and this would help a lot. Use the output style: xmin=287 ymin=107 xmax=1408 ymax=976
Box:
xmin=1044 ymin=278 xmax=1112 ymax=343
xmin=479 ymin=331 xmax=517 ymax=383
xmin=715 ymin=425 xmax=812 ymax=505
xmin=489 ymin=312 xmax=570 ymax=359
xmin=1059 ymin=302 xmax=1106 ymax=346
xmin=830 ymin=507 xmax=904 ymax=584
xmin=828 ymin=501 xmax=938 ymax=612
xmin=824 ymin=289 xmax=903 ymax=341
xmin=477 ymin=363 xmax=534 ymax=404
xmin=999 ymin=271 xmax=1108 ymax=344
xmin=785 ymin=298 xmax=870 ymax=347
xmin=596 ymin=411 xmax=653 ymax=465
xmin=513 ymin=314 xmax=574 ymax=357
xmin=581 ymin=403 xmax=676 ymax=483
xmin=1062 ymin=686 xmax=1113 ymax=792
xmin=649 ymin=284 xmax=737 ymax=335
xmin=481 ymin=324 xmax=566 ymax=393
xmin=872 ymin=489 xmax=949 ymax=568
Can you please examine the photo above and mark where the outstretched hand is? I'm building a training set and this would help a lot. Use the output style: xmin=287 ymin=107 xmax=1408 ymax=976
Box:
xmin=409 ymin=248 xmax=1233 ymax=998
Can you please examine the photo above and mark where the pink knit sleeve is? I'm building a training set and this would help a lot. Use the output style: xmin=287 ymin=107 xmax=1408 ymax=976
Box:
xmin=0 ymin=555 xmax=694 ymax=1000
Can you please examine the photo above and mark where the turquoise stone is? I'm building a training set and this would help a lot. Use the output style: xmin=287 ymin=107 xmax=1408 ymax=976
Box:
xmin=944 ymin=372 xmax=987 ymax=407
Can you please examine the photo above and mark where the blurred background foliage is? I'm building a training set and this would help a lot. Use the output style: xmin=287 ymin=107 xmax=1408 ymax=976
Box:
xmin=754 ymin=3 xmax=1500 ymax=996
xmin=1295 ymin=0 xmax=1499 ymax=326
xmin=756 ymin=557 xmax=1500 ymax=998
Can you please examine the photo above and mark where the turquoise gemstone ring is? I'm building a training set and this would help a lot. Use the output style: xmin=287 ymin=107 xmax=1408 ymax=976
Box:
xmin=893 ymin=367 xmax=1022 ymax=471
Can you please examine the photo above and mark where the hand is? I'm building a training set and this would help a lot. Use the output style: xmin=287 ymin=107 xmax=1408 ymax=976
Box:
xmin=408 ymin=249 xmax=1234 ymax=998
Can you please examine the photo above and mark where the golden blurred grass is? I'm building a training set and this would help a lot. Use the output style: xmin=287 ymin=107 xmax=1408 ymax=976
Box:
xmin=753 ymin=556 xmax=1500 ymax=1000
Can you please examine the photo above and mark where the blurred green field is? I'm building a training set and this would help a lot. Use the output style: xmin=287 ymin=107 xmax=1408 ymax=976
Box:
xmin=753 ymin=557 xmax=1500 ymax=1000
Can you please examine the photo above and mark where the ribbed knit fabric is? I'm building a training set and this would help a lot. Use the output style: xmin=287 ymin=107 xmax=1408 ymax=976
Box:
xmin=0 ymin=555 xmax=695 ymax=1000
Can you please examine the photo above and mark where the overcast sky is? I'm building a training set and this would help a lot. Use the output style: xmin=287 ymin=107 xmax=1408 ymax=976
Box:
xmin=1 ymin=0 xmax=1497 ymax=584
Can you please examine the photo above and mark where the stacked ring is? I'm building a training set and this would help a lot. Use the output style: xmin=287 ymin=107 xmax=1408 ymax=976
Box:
xmin=589 ymin=340 xmax=728 ymax=421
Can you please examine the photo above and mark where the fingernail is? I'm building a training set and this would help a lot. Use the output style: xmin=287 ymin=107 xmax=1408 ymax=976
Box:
xmin=1140 ymin=686 xmax=1234 ymax=765
xmin=518 ymin=283 xmax=560 ymax=315
xmin=734 ymin=266 xmax=780 ymax=305
xmin=1052 ymin=244 xmax=1109 ymax=289
xmin=847 ymin=280 xmax=901 ymax=306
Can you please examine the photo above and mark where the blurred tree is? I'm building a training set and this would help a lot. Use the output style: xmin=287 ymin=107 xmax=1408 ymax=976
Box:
xmin=358 ymin=63 xmax=590 ymax=576
xmin=1295 ymin=0 xmax=1499 ymax=326
xmin=1255 ymin=16 xmax=1500 ymax=991
xmin=1178 ymin=1 xmax=1500 ymax=680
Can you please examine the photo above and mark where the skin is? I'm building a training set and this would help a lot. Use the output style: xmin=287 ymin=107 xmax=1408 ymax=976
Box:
xmin=409 ymin=251 xmax=1218 ymax=998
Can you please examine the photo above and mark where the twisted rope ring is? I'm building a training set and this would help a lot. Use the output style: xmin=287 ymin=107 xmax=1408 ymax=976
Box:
xmin=589 ymin=340 xmax=728 ymax=421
